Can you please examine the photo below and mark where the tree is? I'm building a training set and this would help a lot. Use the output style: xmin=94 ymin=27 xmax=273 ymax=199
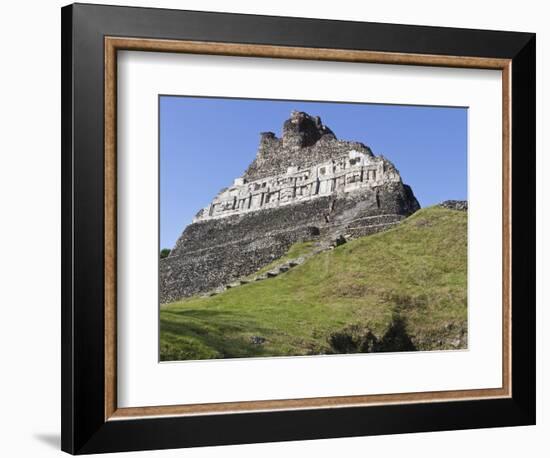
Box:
xmin=160 ymin=248 xmax=171 ymax=259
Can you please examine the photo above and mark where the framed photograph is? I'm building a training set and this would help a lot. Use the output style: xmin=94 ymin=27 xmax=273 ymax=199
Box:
xmin=61 ymin=3 xmax=536 ymax=454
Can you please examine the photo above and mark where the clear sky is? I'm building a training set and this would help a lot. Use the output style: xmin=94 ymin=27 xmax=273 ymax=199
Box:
xmin=160 ymin=96 xmax=467 ymax=249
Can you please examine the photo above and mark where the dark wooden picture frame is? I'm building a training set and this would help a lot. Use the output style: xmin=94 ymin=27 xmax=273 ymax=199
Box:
xmin=61 ymin=3 xmax=536 ymax=454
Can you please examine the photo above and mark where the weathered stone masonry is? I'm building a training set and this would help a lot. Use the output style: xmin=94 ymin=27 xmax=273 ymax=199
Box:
xmin=160 ymin=111 xmax=420 ymax=303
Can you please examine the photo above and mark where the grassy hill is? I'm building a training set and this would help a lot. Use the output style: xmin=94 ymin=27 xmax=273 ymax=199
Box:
xmin=160 ymin=206 xmax=467 ymax=361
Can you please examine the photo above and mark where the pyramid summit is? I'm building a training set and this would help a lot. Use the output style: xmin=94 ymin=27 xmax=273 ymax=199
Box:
xmin=242 ymin=110 xmax=373 ymax=182
xmin=160 ymin=111 xmax=420 ymax=303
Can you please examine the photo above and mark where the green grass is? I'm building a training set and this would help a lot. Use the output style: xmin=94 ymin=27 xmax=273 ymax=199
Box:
xmin=160 ymin=206 xmax=467 ymax=361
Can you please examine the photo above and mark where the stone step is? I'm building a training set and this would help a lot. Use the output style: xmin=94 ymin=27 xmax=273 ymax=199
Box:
xmin=193 ymin=215 xmax=408 ymax=300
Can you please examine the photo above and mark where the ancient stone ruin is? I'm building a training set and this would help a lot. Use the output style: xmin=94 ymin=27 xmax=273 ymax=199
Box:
xmin=439 ymin=200 xmax=468 ymax=211
xmin=160 ymin=111 xmax=420 ymax=303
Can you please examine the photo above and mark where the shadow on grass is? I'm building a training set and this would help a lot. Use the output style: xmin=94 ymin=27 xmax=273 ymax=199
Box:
xmin=328 ymin=315 xmax=416 ymax=354
xmin=376 ymin=315 xmax=416 ymax=352
xmin=160 ymin=308 xmax=274 ymax=361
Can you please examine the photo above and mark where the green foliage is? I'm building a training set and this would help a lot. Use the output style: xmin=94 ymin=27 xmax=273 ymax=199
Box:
xmin=160 ymin=206 xmax=467 ymax=361
xmin=160 ymin=248 xmax=171 ymax=259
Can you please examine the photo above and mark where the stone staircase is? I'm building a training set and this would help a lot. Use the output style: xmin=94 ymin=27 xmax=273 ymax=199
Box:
xmin=203 ymin=227 xmax=381 ymax=297
xmin=199 ymin=212 xmax=410 ymax=298
xmin=203 ymin=255 xmax=312 ymax=297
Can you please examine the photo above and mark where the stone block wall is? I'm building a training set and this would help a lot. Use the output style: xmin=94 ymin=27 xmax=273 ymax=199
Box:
xmin=161 ymin=182 xmax=419 ymax=303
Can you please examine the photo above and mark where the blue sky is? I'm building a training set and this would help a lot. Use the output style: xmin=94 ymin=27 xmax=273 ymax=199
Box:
xmin=160 ymin=96 xmax=467 ymax=249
